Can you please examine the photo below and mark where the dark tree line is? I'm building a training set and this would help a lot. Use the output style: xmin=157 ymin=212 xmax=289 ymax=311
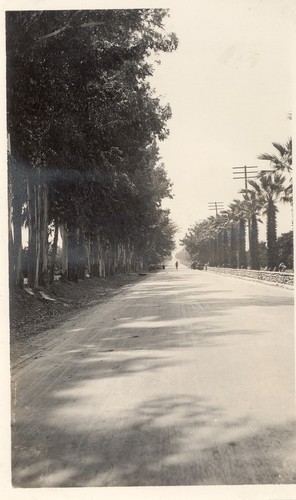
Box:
xmin=7 ymin=9 xmax=178 ymax=288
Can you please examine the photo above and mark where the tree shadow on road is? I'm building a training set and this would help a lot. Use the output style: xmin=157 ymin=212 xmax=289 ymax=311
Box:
xmin=125 ymin=281 xmax=293 ymax=308
xmin=11 ymin=270 xmax=295 ymax=487
xmin=11 ymin=392 xmax=296 ymax=487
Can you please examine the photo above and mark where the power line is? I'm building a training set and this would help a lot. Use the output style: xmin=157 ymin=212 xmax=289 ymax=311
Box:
xmin=208 ymin=201 xmax=224 ymax=217
xmin=232 ymin=165 xmax=258 ymax=193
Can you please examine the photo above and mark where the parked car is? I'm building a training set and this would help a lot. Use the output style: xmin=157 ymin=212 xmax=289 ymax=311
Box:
xmin=191 ymin=261 xmax=204 ymax=270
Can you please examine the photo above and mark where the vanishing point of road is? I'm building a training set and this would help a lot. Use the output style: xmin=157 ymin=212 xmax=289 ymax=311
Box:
xmin=11 ymin=262 xmax=295 ymax=486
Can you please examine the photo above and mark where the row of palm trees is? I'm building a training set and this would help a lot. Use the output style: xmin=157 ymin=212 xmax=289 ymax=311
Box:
xmin=182 ymin=138 xmax=293 ymax=270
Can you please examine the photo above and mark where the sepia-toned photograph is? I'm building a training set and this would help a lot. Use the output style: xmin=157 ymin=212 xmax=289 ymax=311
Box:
xmin=4 ymin=0 xmax=296 ymax=497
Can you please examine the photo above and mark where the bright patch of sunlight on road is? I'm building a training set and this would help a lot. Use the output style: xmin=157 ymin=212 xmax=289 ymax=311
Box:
xmin=65 ymin=327 xmax=86 ymax=333
xmin=113 ymin=316 xmax=204 ymax=329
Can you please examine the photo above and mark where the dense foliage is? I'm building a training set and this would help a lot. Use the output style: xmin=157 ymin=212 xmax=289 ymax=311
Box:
xmin=7 ymin=9 xmax=178 ymax=287
xmin=277 ymin=231 xmax=293 ymax=270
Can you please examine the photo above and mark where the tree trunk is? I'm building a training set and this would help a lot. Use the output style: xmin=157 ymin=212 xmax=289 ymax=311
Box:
xmin=49 ymin=221 xmax=59 ymax=284
xmin=98 ymin=242 xmax=106 ymax=278
xmin=34 ymin=178 xmax=42 ymax=289
xmin=238 ymin=220 xmax=247 ymax=268
xmin=105 ymin=247 xmax=111 ymax=277
xmin=230 ymin=225 xmax=237 ymax=269
xmin=38 ymin=184 xmax=49 ymax=286
xmin=60 ymin=223 xmax=68 ymax=281
xmin=266 ymin=200 xmax=277 ymax=269
xmin=85 ymin=237 xmax=91 ymax=277
xmin=77 ymin=229 xmax=86 ymax=279
xmin=68 ymin=228 xmax=78 ymax=282
xmin=90 ymin=236 xmax=100 ymax=277
xmin=127 ymin=240 xmax=133 ymax=271
xmin=222 ymin=229 xmax=229 ymax=267
xmin=122 ymin=243 xmax=126 ymax=271
xmin=109 ymin=241 xmax=116 ymax=276
xmin=8 ymin=167 xmax=16 ymax=286
xmin=250 ymin=214 xmax=260 ymax=270
xmin=216 ymin=232 xmax=222 ymax=266
xmin=27 ymin=174 xmax=37 ymax=289
xmin=11 ymin=180 xmax=23 ymax=288
xmin=129 ymin=240 xmax=135 ymax=271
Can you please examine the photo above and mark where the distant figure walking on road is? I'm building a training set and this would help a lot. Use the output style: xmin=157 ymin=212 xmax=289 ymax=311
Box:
xmin=175 ymin=261 xmax=179 ymax=270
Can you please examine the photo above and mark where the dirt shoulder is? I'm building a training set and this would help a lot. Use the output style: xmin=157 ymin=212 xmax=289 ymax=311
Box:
xmin=10 ymin=273 xmax=148 ymax=366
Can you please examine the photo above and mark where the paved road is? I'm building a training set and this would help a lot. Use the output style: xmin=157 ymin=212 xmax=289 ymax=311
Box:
xmin=11 ymin=263 xmax=295 ymax=486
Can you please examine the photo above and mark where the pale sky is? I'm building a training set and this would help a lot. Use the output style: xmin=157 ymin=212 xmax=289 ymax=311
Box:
xmin=150 ymin=0 xmax=295 ymax=248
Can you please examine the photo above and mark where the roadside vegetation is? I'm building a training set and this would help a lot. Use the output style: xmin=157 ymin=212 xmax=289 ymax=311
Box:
xmin=181 ymin=139 xmax=293 ymax=271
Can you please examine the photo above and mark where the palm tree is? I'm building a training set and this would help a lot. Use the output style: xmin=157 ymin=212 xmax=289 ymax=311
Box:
xmin=221 ymin=207 xmax=239 ymax=269
xmin=258 ymin=138 xmax=292 ymax=173
xmin=240 ymin=190 xmax=263 ymax=270
xmin=207 ymin=214 xmax=229 ymax=267
xmin=249 ymin=172 xmax=286 ymax=269
xmin=258 ymin=138 xmax=293 ymax=206
xmin=199 ymin=219 xmax=217 ymax=265
xmin=228 ymin=199 xmax=247 ymax=268
xmin=219 ymin=213 xmax=229 ymax=267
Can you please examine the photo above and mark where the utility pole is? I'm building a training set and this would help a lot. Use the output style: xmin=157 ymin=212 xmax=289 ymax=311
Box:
xmin=232 ymin=165 xmax=258 ymax=194
xmin=232 ymin=165 xmax=258 ymax=254
xmin=208 ymin=201 xmax=224 ymax=217
xmin=208 ymin=202 xmax=224 ymax=266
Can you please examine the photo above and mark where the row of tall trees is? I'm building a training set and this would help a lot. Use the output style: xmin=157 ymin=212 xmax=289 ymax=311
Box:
xmin=7 ymin=9 xmax=178 ymax=288
xmin=182 ymin=139 xmax=293 ymax=270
